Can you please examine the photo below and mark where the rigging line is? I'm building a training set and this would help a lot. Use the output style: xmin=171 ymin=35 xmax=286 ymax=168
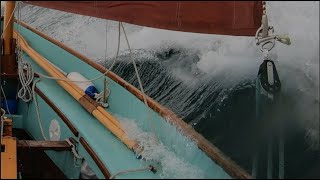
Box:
xmin=104 ymin=20 xmax=109 ymax=63
xmin=120 ymin=22 xmax=158 ymax=140
xmin=0 ymin=85 xmax=12 ymax=117
xmin=15 ymin=22 xmax=121 ymax=84
xmin=103 ymin=19 xmax=109 ymax=103
xmin=32 ymin=79 xmax=48 ymax=141
xmin=14 ymin=23 xmax=120 ymax=124
xmin=17 ymin=60 xmax=33 ymax=102
xmin=15 ymin=22 xmax=121 ymax=109
xmin=1 ymin=84 xmax=13 ymax=147
xmin=1 ymin=108 xmax=5 ymax=145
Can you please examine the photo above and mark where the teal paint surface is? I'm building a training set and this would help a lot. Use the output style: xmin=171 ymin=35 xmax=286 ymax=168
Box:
xmin=6 ymin=114 xmax=24 ymax=129
xmin=12 ymin=22 xmax=232 ymax=179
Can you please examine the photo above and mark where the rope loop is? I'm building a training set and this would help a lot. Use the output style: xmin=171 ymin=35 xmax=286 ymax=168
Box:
xmin=65 ymin=138 xmax=84 ymax=168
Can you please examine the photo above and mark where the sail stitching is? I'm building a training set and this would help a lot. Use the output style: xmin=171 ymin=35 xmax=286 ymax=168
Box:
xmin=178 ymin=2 xmax=181 ymax=30
xmin=233 ymin=1 xmax=236 ymax=29
xmin=175 ymin=2 xmax=182 ymax=30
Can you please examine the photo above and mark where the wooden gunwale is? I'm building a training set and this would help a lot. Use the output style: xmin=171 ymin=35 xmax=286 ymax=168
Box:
xmin=80 ymin=137 xmax=111 ymax=178
xmin=34 ymin=86 xmax=79 ymax=137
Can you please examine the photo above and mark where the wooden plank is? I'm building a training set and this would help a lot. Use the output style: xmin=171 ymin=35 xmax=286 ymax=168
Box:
xmin=1 ymin=137 xmax=17 ymax=179
xmin=0 ymin=72 xmax=40 ymax=78
xmin=17 ymin=140 xmax=71 ymax=151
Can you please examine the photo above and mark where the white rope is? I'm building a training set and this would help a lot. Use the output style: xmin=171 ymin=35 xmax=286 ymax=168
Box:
xmin=110 ymin=166 xmax=154 ymax=179
xmin=13 ymin=23 xmax=120 ymax=111
xmin=20 ymin=57 xmax=116 ymax=83
xmin=17 ymin=60 xmax=34 ymax=102
xmin=104 ymin=20 xmax=109 ymax=64
xmin=17 ymin=21 xmax=121 ymax=84
xmin=14 ymin=1 xmax=47 ymax=142
xmin=15 ymin=22 xmax=121 ymax=108
xmin=16 ymin=1 xmax=34 ymax=103
xmin=0 ymin=85 xmax=12 ymax=117
xmin=0 ymin=85 xmax=11 ymax=146
xmin=32 ymin=78 xmax=83 ymax=165
xmin=98 ymin=19 xmax=110 ymax=108
xmin=94 ymin=89 xmax=110 ymax=108
xmin=0 ymin=108 xmax=6 ymax=145
xmin=65 ymin=138 xmax=83 ymax=168
xmin=120 ymin=23 xmax=147 ymax=109
xmin=15 ymin=21 xmax=121 ymax=143
xmin=120 ymin=22 xmax=158 ymax=139
xmin=32 ymin=79 xmax=48 ymax=140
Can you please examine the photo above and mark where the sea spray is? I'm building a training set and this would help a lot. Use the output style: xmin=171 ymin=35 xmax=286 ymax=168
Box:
xmin=16 ymin=1 xmax=320 ymax=176
xmin=116 ymin=115 xmax=206 ymax=179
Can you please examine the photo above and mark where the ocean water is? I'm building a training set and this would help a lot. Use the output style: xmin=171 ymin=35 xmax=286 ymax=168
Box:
xmin=2 ymin=1 xmax=319 ymax=178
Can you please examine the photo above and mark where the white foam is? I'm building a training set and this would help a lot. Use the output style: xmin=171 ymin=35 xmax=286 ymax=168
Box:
xmin=117 ymin=115 xmax=206 ymax=179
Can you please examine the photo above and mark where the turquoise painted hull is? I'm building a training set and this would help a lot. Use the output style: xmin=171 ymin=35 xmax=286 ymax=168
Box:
xmin=2 ymin=21 xmax=241 ymax=179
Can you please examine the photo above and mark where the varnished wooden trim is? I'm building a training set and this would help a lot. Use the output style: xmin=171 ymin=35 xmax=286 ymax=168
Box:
xmin=15 ymin=19 xmax=251 ymax=179
xmin=3 ymin=118 xmax=13 ymax=137
xmin=80 ymin=137 xmax=111 ymax=178
xmin=34 ymin=86 xmax=79 ymax=137
xmin=17 ymin=140 xmax=71 ymax=151
xmin=79 ymin=94 xmax=99 ymax=114
xmin=0 ymin=72 xmax=39 ymax=78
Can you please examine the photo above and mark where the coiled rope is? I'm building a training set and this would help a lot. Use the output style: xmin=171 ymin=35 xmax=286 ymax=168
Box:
xmin=17 ymin=60 xmax=34 ymax=102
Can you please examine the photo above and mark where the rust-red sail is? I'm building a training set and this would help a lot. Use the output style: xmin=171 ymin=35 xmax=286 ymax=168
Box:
xmin=23 ymin=1 xmax=263 ymax=36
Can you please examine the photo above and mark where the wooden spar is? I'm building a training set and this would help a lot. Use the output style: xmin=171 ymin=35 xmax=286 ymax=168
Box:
xmin=13 ymin=31 xmax=139 ymax=152
xmin=3 ymin=1 xmax=15 ymax=55
xmin=2 ymin=2 xmax=17 ymax=75
xmin=22 ymin=41 xmax=123 ymax=130
xmin=17 ymin=140 xmax=71 ymax=151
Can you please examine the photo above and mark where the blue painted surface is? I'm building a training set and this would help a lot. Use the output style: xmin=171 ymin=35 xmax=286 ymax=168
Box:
xmin=12 ymin=22 xmax=232 ymax=179
xmin=85 ymin=85 xmax=98 ymax=99
xmin=1 ymin=99 xmax=18 ymax=114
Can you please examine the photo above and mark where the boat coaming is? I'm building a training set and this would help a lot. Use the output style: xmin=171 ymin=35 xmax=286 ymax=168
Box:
xmin=1 ymin=18 xmax=250 ymax=179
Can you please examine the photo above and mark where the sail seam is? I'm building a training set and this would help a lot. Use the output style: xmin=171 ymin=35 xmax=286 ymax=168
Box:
xmin=233 ymin=1 xmax=236 ymax=29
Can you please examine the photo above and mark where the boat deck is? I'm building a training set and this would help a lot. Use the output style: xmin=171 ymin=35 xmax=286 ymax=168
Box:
xmin=0 ymin=18 xmax=237 ymax=179
xmin=16 ymin=23 xmax=230 ymax=178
